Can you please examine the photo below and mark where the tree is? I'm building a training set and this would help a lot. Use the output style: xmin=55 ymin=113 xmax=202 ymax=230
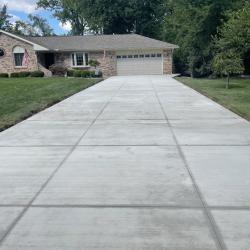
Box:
xmin=163 ymin=0 xmax=248 ymax=77
xmin=37 ymin=0 xmax=87 ymax=35
xmin=37 ymin=0 xmax=166 ymax=37
xmin=0 ymin=5 xmax=12 ymax=31
xmin=28 ymin=14 xmax=54 ymax=36
xmin=214 ymin=3 xmax=250 ymax=74
xmin=12 ymin=14 xmax=54 ymax=36
xmin=212 ymin=51 xmax=244 ymax=89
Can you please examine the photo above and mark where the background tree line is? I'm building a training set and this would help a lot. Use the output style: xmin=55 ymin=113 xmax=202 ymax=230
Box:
xmin=1 ymin=0 xmax=250 ymax=78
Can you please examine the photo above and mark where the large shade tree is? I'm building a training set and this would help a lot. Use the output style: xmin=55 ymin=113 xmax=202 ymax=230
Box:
xmin=37 ymin=0 xmax=88 ymax=35
xmin=37 ymin=0 xmax=166 ymax=37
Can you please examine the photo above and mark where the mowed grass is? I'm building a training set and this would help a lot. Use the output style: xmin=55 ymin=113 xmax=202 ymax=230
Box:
xmin=177 ymin=77 xmax=250 ymax=121
xmin=0 ymin=77 xmax=101 ymax=131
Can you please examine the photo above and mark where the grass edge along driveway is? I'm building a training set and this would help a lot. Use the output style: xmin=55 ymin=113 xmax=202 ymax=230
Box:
xmin=0 ymin=77 xmax=101 ymax=131
xmin=176 ymin=77 xmax=250 ymax=121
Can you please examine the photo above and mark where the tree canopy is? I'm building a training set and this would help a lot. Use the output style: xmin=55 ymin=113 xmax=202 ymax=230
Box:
xmin=12 ymin=14 xmax=54 ymax=36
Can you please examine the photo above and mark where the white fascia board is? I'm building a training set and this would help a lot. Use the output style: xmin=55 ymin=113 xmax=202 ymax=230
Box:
xmin=0 ymin=30 xmax=49 ymax=51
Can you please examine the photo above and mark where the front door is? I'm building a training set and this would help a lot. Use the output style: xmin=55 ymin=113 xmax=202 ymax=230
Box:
xmin=44 ymin=53 xmax=55 ymax=69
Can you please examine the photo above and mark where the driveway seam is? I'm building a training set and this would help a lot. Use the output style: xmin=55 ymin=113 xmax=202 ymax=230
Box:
xmin=151 ymin=79 xmax=227 ymax=250
xmin=0 ymin=83 xmax=126 ymax=247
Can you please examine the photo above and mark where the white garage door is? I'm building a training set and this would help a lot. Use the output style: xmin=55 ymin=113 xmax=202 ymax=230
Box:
xmin=117 ymin=52 xmax=163 ymax=76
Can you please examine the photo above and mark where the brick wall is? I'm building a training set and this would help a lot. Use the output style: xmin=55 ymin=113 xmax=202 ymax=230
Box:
xmin=163 ymin=49 xmax=173 ymax=74
xmin=0 ymin=33 xmax=38 ymax=74
xmin=54 ymin=51 xmax=117 ymax=78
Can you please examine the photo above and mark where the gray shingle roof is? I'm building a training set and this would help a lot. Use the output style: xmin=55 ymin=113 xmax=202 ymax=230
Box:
xmin=25 ymin=34 xmax=178 ymax=51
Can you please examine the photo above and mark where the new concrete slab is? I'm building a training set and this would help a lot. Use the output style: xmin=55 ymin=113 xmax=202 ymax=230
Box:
xmin=0 ymin=147 xmax=71 ymax=205
xmin=212 ymin=210 xmax=250 ymax=250
xmin=171 ymin=119 xmax=250 ymax=145
xmin=79 ymin=120 xmax=176 ymax=145
xmin=0 ymin=208 xmax=217 ymax=250
xmin=182 ymin=146 xmax=250 ymax=206
xmin=0 ymin=121 xmax=92 ymax=146
xmin=0 ymin=75 xmax=250 ymax=249
xmin=0 ymin=207 xmax=23 ymax=241
xmin=34 ymin=146 xmax=200 ymax=206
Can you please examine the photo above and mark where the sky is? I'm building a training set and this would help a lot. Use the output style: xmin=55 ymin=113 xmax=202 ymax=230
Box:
xmin=0 ymin=0 xmax=71 ymax=34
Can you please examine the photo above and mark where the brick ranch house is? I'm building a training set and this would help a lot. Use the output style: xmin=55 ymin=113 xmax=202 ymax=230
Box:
xmin=0 ymin=30 xmax=178 ymax=78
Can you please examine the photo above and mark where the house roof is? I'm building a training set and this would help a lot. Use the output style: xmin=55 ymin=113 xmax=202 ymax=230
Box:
xmin=25 ymin=34 xmax=178 ymax=51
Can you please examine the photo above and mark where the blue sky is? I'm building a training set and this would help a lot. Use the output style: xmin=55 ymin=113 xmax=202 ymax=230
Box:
xmin=0 ymin=0 xmax=70 ymax=34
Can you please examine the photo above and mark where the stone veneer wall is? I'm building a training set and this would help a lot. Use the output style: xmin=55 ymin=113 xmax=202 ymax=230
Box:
xmin=0 ymin=33 xmax=38 ymax=74
xmin=54 ymin=51 xmax=117 ymax=78
xmin=90 ymin=51 xmax=117 ymax=78
xmin=163 ymin=49 xmax=173 ymax=74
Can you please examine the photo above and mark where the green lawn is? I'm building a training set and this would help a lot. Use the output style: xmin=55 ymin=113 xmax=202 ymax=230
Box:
xmin=177 ymin=77 xmax=250 ymax=121
xmin=0 ymin=77 xmax=101 ymax=131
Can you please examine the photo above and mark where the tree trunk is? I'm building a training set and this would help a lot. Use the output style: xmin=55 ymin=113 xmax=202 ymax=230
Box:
xmin=226 ymin=74 xmax=230 ymax=89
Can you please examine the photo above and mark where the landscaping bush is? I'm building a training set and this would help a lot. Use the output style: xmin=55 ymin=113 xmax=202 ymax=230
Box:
xmin=10 ymin=72 xmax=21 ymax=78
xmin=73 ymin=70 xmax=82 ymax=77
xmin=10 ymin=72 xmax=32 ymax=78
xmin=0 ymin=73 xmax=9 ymax=78
xmin=49 ymin=64 xmax=67 ymax=76
xmin=67 ymin=69 xmax=74 ymax=77
xmin=72 ymin=70 xmax=97 ymax=78
xmin=18 ymin=71 xmax=31 ymax=77
xmin=30 ymin=71 xmax=44 ymax=77
xmin=89 ymin=59 xmax=100 ymax=68
xmin=81 ymin=70 xmax=91 ymax=78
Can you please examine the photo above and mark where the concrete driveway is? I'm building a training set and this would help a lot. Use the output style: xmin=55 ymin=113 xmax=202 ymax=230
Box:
xmin=0 ymin=75 xmax=250 ymax=250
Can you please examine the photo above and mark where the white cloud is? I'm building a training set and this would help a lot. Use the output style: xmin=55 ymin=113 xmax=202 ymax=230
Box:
xmin=0 ymin=0 xmax=38 ymax=14
xmin=9 ymin=13 xmax=21 ymax=24
xmin=59 ymin=21 xmax=72 ymax=32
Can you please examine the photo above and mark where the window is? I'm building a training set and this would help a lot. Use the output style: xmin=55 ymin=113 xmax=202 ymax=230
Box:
xmin=13 ymin=46 xmax=25 ymax=67
xmin=71 ymin=52 xmax=88 ymax=67
xmin=151 ymin=54 xmax=156 ymax=58
xmin=139 ymin=54 xmax=144 ymax=58
xmin=157 ymin=53 xmax=162 ymax=58
xmin=122 ymin=55 xmax=127 ymax=59
xmin=134 ymin=55 xmax=139 ymax=58
xmin=128 ymin=55 xmax=133 ymax=58
xmin=117 ymin=55 xmax=121 ymax=59
xmin=145 ymin=54 xmax=150 ymax=58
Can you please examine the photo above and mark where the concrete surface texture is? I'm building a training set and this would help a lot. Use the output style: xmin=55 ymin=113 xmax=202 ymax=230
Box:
xmin=0 ymin=75 xmax=250 ymax=250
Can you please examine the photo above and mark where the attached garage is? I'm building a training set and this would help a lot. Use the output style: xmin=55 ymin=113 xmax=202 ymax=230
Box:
xmin=116 ymin=51 xmax=163 ymax=76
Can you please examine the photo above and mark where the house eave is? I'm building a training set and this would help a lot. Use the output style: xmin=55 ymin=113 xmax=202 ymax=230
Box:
xmin=0 ymin=30 xmax=49 ymax=51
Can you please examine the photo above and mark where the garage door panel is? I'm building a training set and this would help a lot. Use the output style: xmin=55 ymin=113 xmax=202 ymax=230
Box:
xmin=117 ymin=53 xmax=163 ymax=76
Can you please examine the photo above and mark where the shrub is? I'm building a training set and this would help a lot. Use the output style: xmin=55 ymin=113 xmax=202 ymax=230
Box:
xmin=81 ymin=70 xmax=91 ymax=78
xmin=0 ymin=73 xmax=9 ymax=78
xmin=18 ymin=71 xmax=31 ymax=77
xmin=10 ymin=72 xmax=33 ymax=78
xmin=10 ymin=72 xmax=20 ymax=78
xmin=72 ymin=70 xmax=96 ymax=78
xmin=73 ymin=70 xmax=82 ymax=77
xmin=49 ymin=64 xmax=67 ymax=76
xmin=30 ymin=71 xmax=44 ymax=77
xmin=89 ymin=59 xmax=100 ymax=68
xmin=67 ymin=70 xmax=74 ymax=77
